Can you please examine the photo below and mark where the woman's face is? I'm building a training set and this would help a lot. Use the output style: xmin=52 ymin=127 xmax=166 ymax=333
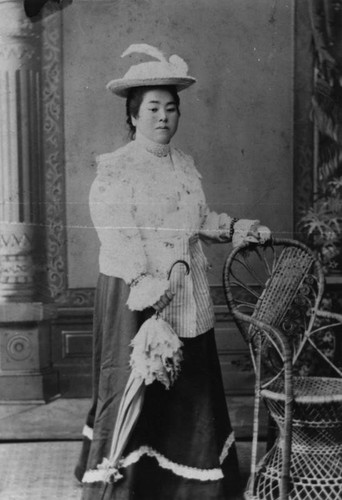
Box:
xmin=132 ymin=88 xmax=179 ymax=144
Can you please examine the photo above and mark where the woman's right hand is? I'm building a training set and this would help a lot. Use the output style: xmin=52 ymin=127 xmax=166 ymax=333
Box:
xmin=152 ymin=289 xmax=175 ymax=313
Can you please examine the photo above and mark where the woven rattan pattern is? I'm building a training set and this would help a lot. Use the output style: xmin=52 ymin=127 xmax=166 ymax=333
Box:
xmin=249 ymin=247 xmax=314 ymax=333
xmin=223 ymin=239 xmax=342 ymax=500
xmin=246 ymin=246 xmax=316 ymax=376
xmin=249 ymin=440 xmax=342 ymax=500
xmin=255 ymin=378 xmax=342 ymax=499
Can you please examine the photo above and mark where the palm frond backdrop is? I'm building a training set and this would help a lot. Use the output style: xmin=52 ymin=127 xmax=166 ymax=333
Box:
xmin=299 ymin=0 xmax=342 ymax=273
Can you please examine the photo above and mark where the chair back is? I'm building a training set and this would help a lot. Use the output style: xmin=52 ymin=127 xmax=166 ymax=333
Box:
xmin=223 ymin=238 xmax=325 ymax=377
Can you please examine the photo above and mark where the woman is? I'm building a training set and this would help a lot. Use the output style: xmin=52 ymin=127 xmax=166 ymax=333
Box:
xmin=75 ymin=44 xmax=271 ymax=500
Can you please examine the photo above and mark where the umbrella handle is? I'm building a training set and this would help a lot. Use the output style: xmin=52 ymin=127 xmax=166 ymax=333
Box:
xmin=154 ymin=260 xmax=190 ymax=318
xmin=167 ymin=259 xmax=190 ymax=280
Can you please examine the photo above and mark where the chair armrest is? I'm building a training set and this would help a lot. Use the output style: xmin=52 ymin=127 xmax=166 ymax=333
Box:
xmin=315 ymin=309 xmax=342 ymax=323
xmin=234 ymin=309 xmax=292 ymax=358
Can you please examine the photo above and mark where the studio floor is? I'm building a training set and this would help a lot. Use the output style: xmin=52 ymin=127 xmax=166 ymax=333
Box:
xmin=0 ymin=397 xmax=266 ymax=500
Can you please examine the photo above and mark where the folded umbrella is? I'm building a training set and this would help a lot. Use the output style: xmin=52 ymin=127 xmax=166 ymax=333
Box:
xmin=94 ymin=260 xmax=190 ymax=483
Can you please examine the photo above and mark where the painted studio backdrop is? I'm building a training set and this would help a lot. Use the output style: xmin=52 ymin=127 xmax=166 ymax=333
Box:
xmin=64 ymin=0 xmax=293 ymax=289
xmin=0 ymin=0 xmax=315 ymax=400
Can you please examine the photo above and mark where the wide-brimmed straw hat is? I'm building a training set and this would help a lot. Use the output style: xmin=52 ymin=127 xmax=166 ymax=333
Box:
xmin=106 ymin=44 xmax=196 ymax=98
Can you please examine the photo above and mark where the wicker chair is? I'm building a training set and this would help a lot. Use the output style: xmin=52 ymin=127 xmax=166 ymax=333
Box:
xmin=223 ymin=238 xmax=342 ymax=500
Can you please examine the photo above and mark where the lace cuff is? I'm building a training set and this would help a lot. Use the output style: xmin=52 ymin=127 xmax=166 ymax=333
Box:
xmin=232 ymin=219 xmax=260 ymax=247
xmin=127 ymin=274 xmax=169 ymax=311
xmin=199 ymin=212 xmax=235 ymax=241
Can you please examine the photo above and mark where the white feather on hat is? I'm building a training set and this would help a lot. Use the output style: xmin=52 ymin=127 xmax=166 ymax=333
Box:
xmin=121 ymin=44 xmax=166 ymax=61
xmin=106 ymin=43 xmax=196 ymax=97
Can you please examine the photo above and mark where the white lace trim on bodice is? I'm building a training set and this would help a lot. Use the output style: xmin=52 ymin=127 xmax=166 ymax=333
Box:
xmin=135 ymin=130 xmax=171 ymax=157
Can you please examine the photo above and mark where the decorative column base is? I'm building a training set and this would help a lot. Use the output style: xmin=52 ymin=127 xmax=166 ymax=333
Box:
xmin=0 ymin=302 xmax=59 ymax=403
xmin=0 ymin=222 xmax=36 ymax=303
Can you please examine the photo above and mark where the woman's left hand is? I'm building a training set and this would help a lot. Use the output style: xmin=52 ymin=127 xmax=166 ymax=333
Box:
xmin=152 ymin=289 xmax=175 ymax=313
xmin=245 ymin=224 xmax=272 ymax=244
xmin=232 ymin=220 xmax=272 ymax=247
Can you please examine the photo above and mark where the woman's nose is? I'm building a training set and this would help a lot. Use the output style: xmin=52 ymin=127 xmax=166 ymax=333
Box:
xmin=159 ymin=110 xmax=167 ymax=121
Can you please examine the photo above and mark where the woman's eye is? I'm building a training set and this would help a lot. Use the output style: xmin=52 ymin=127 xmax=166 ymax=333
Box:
xmin=149 ymin=108 xmax=158 ymax=113
xmin=167 ymin=107 xmax=176 ymax=113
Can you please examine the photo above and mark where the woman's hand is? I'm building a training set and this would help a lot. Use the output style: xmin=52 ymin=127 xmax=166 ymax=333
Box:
xmin=152 ymin=289 xmax=175 ymax=313
xmin=245 ymin=224 xmax=272 ymax=244
xmin=232 ymin=220 xmax=272 ymax=247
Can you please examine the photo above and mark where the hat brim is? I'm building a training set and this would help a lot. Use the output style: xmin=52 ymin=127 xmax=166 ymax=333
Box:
xmin=106 ymin=77 xmax=196 ymax=97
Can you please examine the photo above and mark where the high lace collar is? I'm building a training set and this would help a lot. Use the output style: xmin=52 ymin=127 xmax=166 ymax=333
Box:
xmin=134 ymin=131 xmax=171 ymax=158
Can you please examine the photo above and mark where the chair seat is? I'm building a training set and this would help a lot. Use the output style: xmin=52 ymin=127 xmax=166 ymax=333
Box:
xmin=262 ymin=376 xmax=342 ymax=403
xmin=262 ymin=377 xmax=342 ymax=425
xmin=261 ymin=376 xmax=342 ymax=460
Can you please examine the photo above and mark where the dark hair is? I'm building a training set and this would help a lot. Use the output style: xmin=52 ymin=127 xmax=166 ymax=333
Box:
xmin=125 ymin=85 xmax=180 ymax=139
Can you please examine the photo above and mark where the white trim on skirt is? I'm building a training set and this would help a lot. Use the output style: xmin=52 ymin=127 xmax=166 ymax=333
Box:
xmin=82 ymin=431 xmax=235 ymax=484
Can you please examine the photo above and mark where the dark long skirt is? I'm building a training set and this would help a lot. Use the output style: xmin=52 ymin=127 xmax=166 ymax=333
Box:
xmin=75 ymin=273 xmax=242 ymax=500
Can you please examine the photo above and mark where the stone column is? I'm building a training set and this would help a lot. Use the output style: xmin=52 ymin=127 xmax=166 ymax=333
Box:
xmin=0 ymin=0 xmax=41 ymax=301
xmin=0 ymin=0 xmax=58 ymax=401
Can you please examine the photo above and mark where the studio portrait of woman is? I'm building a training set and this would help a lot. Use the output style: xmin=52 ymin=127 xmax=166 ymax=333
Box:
xmin=2 ymin=2 xmax=333 ymax=500
xmin=74 ymin=44 xmax=271 ymax=500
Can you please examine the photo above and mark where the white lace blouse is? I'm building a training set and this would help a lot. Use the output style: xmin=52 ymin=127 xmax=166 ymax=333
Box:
xmin=89 ymin=132 xmax=257 ymax=338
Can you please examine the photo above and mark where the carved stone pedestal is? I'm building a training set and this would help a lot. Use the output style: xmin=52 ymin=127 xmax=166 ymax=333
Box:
xmin=0 ymin=302 xmax=59 ymax=402
xmin=0 ymin=222 xmax=36 ymax=303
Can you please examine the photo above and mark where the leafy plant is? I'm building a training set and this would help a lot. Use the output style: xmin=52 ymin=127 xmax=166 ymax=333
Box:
xmin=299 ymin=1 xmax=342 ymax=274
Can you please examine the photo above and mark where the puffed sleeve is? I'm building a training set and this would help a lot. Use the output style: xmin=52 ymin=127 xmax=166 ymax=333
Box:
xmin=89 ymin=156 xmax=168 ymax=311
